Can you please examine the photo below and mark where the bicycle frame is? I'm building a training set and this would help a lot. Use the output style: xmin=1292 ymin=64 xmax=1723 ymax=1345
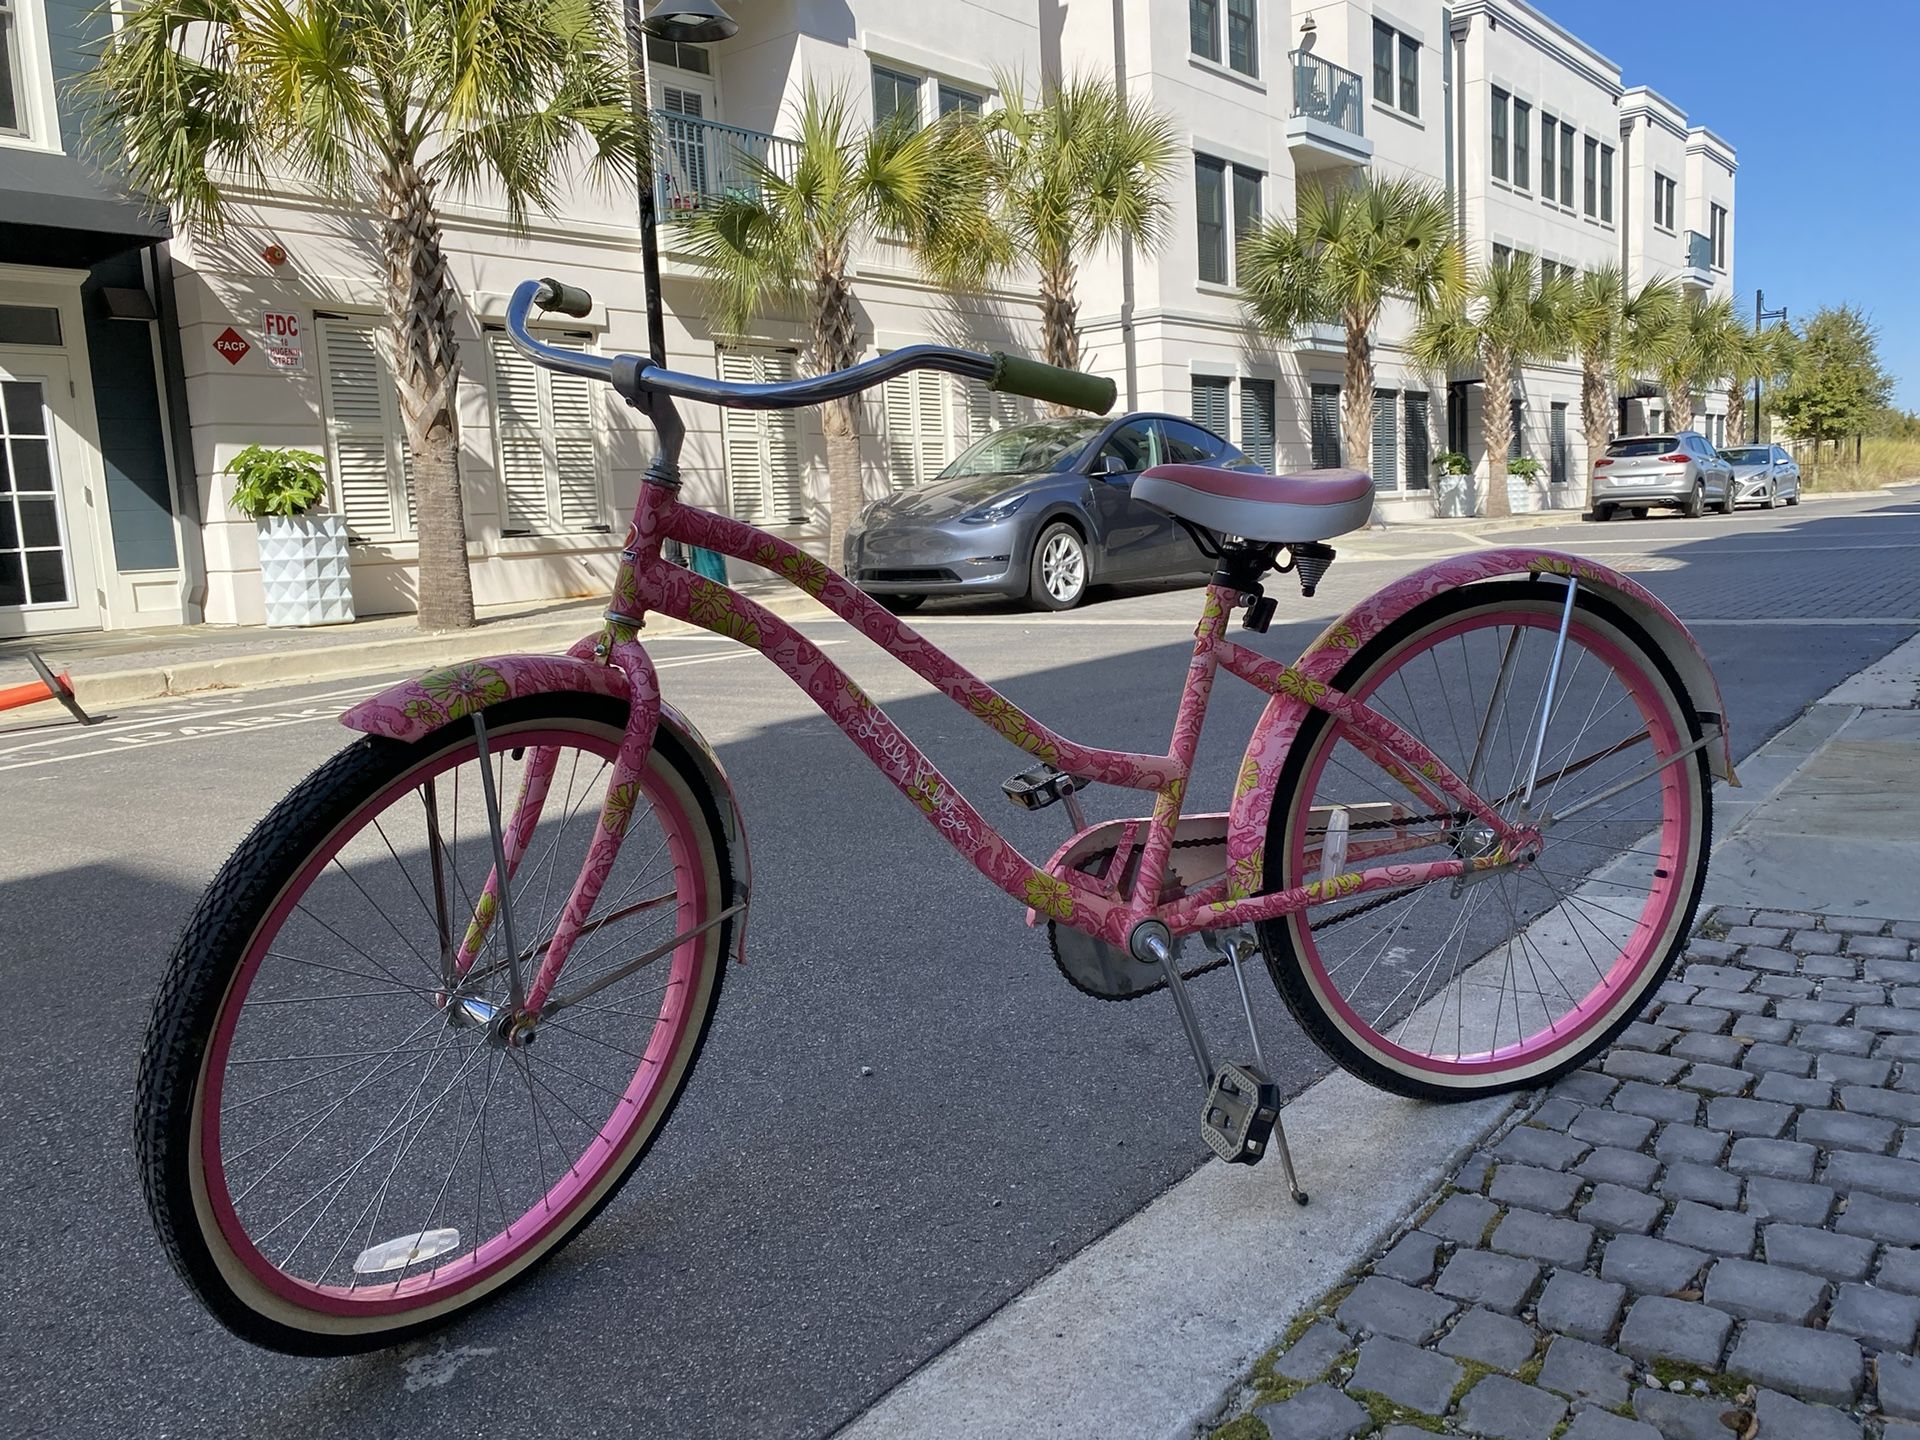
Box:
xmin=344 ymin=482 xmax=1639 ymax=1019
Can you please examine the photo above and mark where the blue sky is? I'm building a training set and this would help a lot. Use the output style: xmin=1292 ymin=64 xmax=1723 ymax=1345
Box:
xmin=1542 ymin=0 xmax=1917 ymax=411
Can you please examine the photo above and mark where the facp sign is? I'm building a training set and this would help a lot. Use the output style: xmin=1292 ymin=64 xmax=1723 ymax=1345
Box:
xmin=261 ymin=310 xmax=304 ymax=370
xmin=212 ymin=327 xmax=250 ymax=365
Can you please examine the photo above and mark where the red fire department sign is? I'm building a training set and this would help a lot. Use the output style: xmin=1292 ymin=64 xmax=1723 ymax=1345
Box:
xmin=213 ymin=326 xmax=251 ymax=365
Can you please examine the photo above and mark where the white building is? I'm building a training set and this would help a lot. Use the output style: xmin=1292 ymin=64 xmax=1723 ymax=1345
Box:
xmin=7 ymin=0 xmax=1736 ymax=632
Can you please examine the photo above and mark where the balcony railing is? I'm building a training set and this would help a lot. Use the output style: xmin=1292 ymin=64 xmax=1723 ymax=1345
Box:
xmin=1686 ymin=229 xmax=1714 ymax=272
xmin=1290 ymin=50 xmax=1365 ymax=138
xmin=655 ymin=114 xmax=800 ymax=219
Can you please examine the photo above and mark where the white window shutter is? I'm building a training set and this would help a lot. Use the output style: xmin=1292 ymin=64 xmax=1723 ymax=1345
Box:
xmin=719 ymin=347 xmax=769 ymax=522
xmin=486 ymin=331 xmax=605 ymax=534
xmin=915 ymin=368 xmax=947 ymax=483
xmin=489 ymin=333 xmax=549 ymax=532
xmin=761 ymin=350 xmax=805 ymax=522
xmin=320 ymin=317 xmax=406 ymax=539
xmin=883 ymin=371 xmax=916 ymax=491
xmin=547 ymin=360 xmax=603 ymax=530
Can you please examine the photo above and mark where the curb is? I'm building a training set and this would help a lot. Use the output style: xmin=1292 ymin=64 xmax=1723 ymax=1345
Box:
xmin=22 ymin=589 xmax=831 ymax=715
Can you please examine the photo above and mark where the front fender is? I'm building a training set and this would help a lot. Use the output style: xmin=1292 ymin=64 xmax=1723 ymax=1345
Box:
xmin=340 ymin=652 xmax=753 ymax=964
xmin=1223 ymin=548 xmax=1735 ymax=897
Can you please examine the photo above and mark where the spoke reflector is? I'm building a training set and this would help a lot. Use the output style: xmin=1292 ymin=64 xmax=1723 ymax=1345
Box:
xmin=354 ymin=1227 xmax=462 ymax=1274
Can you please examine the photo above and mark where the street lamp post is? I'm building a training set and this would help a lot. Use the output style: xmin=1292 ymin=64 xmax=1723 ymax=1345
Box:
xmin=625 ymin=0 xmax=739 ymax=367
xmin=1753 ymin=288 xmax=1787 ymax=442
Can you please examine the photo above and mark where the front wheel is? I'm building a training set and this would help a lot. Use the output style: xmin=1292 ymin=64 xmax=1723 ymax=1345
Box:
xmin=1029 ymin=522 xmax=1089 ymax=611
xmin=136 ymin=694 xmax=734 ymax=1353
xmin=1764 ymin=485 xmax=1779 ymax=510
xmin=1719 ymin=485 xmax=1736 ymax=515
xmin=1259 ymin=582 xmax=1712 ymax=1100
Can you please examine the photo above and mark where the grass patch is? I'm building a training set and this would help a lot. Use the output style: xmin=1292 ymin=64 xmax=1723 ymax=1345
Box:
xmin=1349 ymin=1387 xmax=1446 ymax=1432
xmin=1796 ymin=437 xmax=1920 ymax=490
xmin=1449 ymin=1359 xmax=1497 ymax=1407
xmin=1208 ymin=1417 xmax=1270 ymax=1440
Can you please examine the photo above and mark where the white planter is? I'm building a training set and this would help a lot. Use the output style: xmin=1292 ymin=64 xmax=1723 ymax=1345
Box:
xmin=257 ymin=512 xmax=355 ymax=627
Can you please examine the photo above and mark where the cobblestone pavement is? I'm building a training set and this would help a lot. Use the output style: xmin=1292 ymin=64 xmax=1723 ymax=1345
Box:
xmin=1209 ymin=908 xmax=1920 ymax=1440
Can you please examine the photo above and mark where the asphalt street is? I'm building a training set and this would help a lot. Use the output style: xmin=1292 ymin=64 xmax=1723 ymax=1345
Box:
xmin=2 ymin=493 xmax=1916 ymax=1438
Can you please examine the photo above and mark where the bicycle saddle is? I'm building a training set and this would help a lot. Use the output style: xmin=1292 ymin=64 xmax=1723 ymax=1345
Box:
xmin=1134 ymin=464 xmax=1374 ymax=543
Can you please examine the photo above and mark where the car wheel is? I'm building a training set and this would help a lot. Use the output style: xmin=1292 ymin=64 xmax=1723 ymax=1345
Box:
xmin=1589 ymin=503 xmax=1615 ymax=523
xmin=1764 ymin=484 xmax=1779 ymax=510
xmin=1786 ymin=487 xmax=1800 ymax=506
xmin=1029 ymin=523 xmax=1089 ymax=611
xmin=1684 ymin=482 xmax=1705 ymax=519
xmin=874 ymin=593 xmax=925 ymax=615
xmin=1719 ymin=484 xmax=1736 ymax=515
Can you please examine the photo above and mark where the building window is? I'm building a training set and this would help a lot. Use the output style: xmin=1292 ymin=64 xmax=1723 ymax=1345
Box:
xmin=0 ymin=304 xmax=60 ymax=345
xmin=1195 ymin=152 xmax=1260 ymax=285
xmin=1540 ymin=112 xmax=1556 ymax=202
xmin=1310 ymin=384 xmax=1342 ymax=468
xmin=1512 ymin=98 xmax=1530 ymax=189
xmin=1492 ymin=242 xmax=1513 ymax=265
xmin=1371 ymin=21 xmax=1416 ymax=114
xmin=1559 ymin=122 xmax=1574 ymax=206
xmin=1710 ymin=203 xmax=1728 ymax=268
xmin=1 ymin=0 xmax=40 ymax=139
xmin=488 ymin=331 xmax=608 ymax=535
xmin=1509 ymin=397 xmax=1525 ymax=460
xmin=719 ymin=346 xmax=806 ymax=524
xmin=1241 ymin=378 xmax=1276 ymax=470
xmin=1403 ymin=392 xmax=1431 ymax=491
xmin=319 ymin=315 xmax=415 ymax=540
xmin=1653 ymin=172 xmax=1676 ymax=231
xmin=872 ymin=64 xmax=921 ymax=128
xmin=1490 ymin=88 xmax=1509 ymax=182
xmin=1225 ymin=0 xmax=1257 ymax=77
xmin=1371 ymin=389 xmax=1399 ymax=490
xmin=1600 ymin=145 xmax=1615 ymax=223
xmin=1191 ymin=0 xmax=1220 ymax=62
xmin=883 ymin=364 xmax=952 ymax=490
xmin=1191 ymin=375 xmax=1231 ymax=442
xmin=1550 ymin=402 xmax=1569 ymax=484
xmin=0 ymin=378 xmax=71 ymax=607
xmin=645 ymin=35 xmax=712 ymax=74
xmin=1583 ymin=136 xmax=1598 ymax=217
xmin=937 ymin=83 xmax=983 ymax=117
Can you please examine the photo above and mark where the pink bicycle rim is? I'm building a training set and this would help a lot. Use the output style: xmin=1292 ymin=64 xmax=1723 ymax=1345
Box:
xmin=1287 ymin=607 xmax=1694 ymax=1077
xmin=199 ymin=727 xmax=710 ymax=1316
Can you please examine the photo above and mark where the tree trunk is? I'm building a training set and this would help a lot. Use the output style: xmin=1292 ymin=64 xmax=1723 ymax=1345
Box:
xmin=1580 ymin=356 xmax=1612 ymax=513
xmin=1724 ymin=385 xmax=1749 ymax=446
xmin=379 ymin=153 xmax=473 ymax=630
xmin=1667 ymin=380 xmax=1694 ymax=433
xmin=1339 ymin=305 xmax=1385 ymax=524
xmin=1039 ymin=257 xmax=1081 ymax=415
xmin=811 ymin=252 xmax=864 ymax=566
xmin=1481 ymin=345 xmax=1513 ymax=519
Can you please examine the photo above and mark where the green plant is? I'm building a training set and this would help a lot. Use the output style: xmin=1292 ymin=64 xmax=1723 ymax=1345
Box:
xmin=91 ymin=0 xmax=646 ymax=630
xmin=1775 ymin=305 xmax=1895 ymax=455
xmin=1410 ymin=251 xmax=1572 ymax=518
xmin=1241 ymin=175 xmax=1464 ymax=481
xmin=1565 ymin=266 xmax=1680 ymax=509
xmin=1434 ymin=451 xmax=1472 ymax=476
xmin=225 ymin=446 xmax=328 ymax=519
xmin=1508 ymin=455 xmax=1543 ymax=481
xmin=1655 ymin=293 xmax=1741 ymax=433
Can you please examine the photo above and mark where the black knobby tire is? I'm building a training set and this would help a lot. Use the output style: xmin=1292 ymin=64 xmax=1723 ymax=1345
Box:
xmin=1255 ymin=582 xmax=1713 ymax=1102
xmin=135 ymin=694 xmax=735 ymax=1354
xmin=1029 ymin=522 xmax=1089 ymax=611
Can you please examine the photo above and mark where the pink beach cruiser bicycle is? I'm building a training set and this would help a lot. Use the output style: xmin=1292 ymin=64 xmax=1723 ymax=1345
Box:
xmin=137 ymin=278 xmax=1733 ymax=1353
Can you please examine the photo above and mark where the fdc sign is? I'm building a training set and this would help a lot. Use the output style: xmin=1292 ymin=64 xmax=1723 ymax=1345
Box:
xmin=262 ymin=311 xmax=304 ymax=370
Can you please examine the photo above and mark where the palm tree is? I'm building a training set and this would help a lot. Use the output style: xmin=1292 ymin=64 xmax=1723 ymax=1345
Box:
xmin=1240 ymin=176 xmax=1463 ymax=484
xmin=685 ymin=86 xmax=988 ymax=566
xmin=1656 ymin=293 xmax=1740 ymax=434
xmin=1564 ymin=267 xmax=1680 ymax=510
xmin=1722 ymin=321 xmax=1795 ymax=446
xmin=90 ymin=0 xmax=645 ymax=631
xmin=984 ymin=71 xmax=1179 ymax=374
xmin=1410 ymin=252 xmax=1573 ymax=520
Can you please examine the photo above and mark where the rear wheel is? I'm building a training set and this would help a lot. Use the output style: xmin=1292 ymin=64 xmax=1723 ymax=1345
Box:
xmin=1029 ymin=522 xmax=1089 ymax=611
xmin=1259 ymin=583 xmax=1711 ymax=1100
xmin=137 ymin=694 xmax=733 ymax=1353
xmin=1684 ymin=483 xmax=1705 ymax=518
xmin=1590 ymin=504 xmax=1615 ymax=523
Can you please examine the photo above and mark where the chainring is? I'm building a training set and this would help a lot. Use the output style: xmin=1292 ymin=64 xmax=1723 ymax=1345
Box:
xmin=1047 ymin=837 xmax=1232 ymax=1002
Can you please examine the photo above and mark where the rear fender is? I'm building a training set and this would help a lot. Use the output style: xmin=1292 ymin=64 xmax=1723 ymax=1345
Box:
xmin=340 ymin=652 xmax=752 ymax=963
xmin=1221 ymin=548 xmax=1735 ymax=900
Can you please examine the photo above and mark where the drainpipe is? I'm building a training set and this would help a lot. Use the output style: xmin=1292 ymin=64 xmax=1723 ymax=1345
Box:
xmin=1111 ymin=0 xmax=1138 ymax=411
xmin=1441 ymin=9 xmax=1454 ymax=210
xmin=1450 ymin=17 xmax=1469 ymax=241
xmin=148 ymin=240 xmax=207 ymax=624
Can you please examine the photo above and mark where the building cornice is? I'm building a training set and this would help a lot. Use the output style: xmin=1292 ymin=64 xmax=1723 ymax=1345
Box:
xmin=1451 ymin=0 xmax=1623 ymax=98
xmin=1685 ymin=127 xmax=1739 ymax=173
xmin=1620 ymin=86 xmax=1689 ymax=142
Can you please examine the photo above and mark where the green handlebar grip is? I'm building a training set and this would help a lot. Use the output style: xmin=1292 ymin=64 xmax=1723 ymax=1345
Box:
xmin=988 ymin=353 xmax=1117 ymax=415
xmin=537 ymin=278 xmax=594 ymax=318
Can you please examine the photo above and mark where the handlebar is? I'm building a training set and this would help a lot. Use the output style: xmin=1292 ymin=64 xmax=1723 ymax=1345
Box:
xmin=509 ymin=278 xmax=1116 ymax=415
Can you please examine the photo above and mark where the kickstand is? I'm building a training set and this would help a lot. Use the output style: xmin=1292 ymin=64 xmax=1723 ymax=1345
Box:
xmin=1223 ymin=935 xmax=1309 ymax=1206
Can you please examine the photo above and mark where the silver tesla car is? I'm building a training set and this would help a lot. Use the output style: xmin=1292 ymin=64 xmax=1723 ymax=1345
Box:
xmin=843 ymin=413 xmax=1250 ymax=611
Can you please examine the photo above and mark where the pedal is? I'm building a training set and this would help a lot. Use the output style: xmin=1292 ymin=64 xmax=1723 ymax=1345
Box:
xmin=1200 ymin=1060 xmax=1280 ymax=1166
xmin=1003 ymin=763 xmax=1079 ymax=812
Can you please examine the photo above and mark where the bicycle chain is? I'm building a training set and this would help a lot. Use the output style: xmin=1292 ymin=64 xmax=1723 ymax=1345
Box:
xmin=1047 ymin=809 xmax=1466 ymax=1002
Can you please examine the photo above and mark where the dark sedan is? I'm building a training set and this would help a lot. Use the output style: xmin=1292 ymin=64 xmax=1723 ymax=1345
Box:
xmin=844 ymin=412 xmax=1250 ymax=610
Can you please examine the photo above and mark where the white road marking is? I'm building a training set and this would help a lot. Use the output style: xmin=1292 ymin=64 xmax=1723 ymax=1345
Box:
xmin=0 ymin=644 xmax=798 ymax=772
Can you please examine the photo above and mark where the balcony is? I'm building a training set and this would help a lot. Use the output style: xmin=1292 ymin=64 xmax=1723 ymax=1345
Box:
xmin=655 ymin=115 xmax=800 ymax=219
xmin=1294 ymin=321 xmax=1347 ymax=354
xmin=1681 ymin=229 xmax=1714 ymax=290
xmin=1287 ymin=51 xmax=1373 ymax=172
